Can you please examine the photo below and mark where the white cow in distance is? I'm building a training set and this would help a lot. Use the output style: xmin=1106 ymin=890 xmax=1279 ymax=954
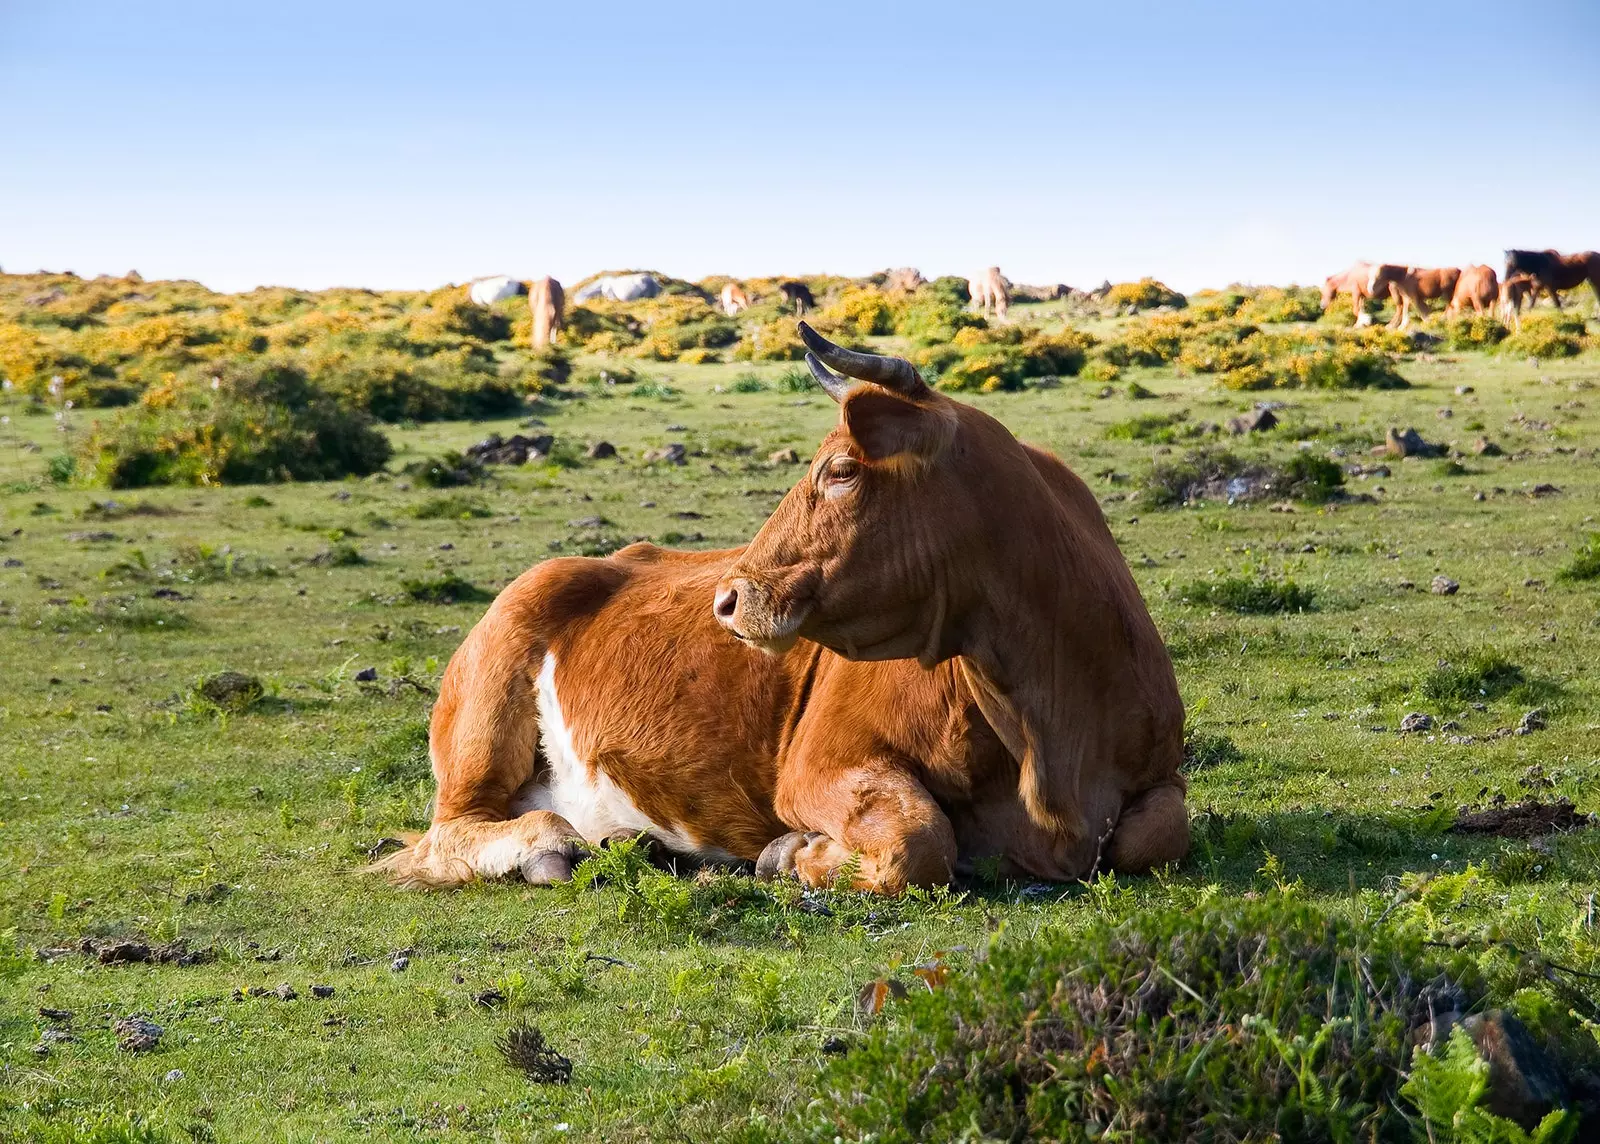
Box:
xmin=573 ymin=273 xmax=661 ymax=303
xmin=468 ymin=276 xmax=526 ymax=306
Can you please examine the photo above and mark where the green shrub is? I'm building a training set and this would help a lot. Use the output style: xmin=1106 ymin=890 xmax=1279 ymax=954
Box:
xmin=399 ymin=572 xmax=493 ymax=604
xmin=402 ymin=451 xmax=485 ymax=488
xmin=1420 ymin=653 xmax=1525 ymax=703
xmin=774 ymin=365 xmax=812 ymax=393
xmin=1557 ymin=534 xmax=1600 ymax=582
xmin=816 ymin=287 xmax=896 ymax=337
xmin=893 ymin=298 xmax=985 ymax=345
xmin=1279 ymin=453 xmax=1345 ymax=503
xmin=1176 ymin=575 xmax=1316 ymax=613
xmin=731 ymin=318 xmax=807 ymax=362
xmin=1100 ymin=314 xmax=1188 ymax=367
xmin=1183 ymin=729 xmax=1244 ymax=770
xmin=1442 ymin=313 xmax=1510 ymax=350
xmin=1222 ymin=344 xmax=1407 ymax=392
xmin=1501 ymin=313 xmax=1587 ymax=359
xmin=1235 ymin=285 xmax=1322 ymax=324
xmin=749 ymin=898 xmax=1524 ymax=1144
xmin=81 ymin=360 xmax=391 ymax=487
xmin=730 ymin=373 xmax=768 ymax=393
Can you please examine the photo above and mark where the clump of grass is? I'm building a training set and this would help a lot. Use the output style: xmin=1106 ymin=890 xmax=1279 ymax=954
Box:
xmin=1433 ymin=458 xmax=1471 ymax=478
xmin=399 ymin=571 xmax=493 ymax=604
xmin=1176 ymin=575 xmax=1315 ymax=614
xmin=195 ymin=670 xmax=265 ymax=711
xmin=1419 ymin=652 xmax=1525 ymax=703
xmin=1183 ymin=729 xmax=1244 ymax=770
xmin=1556 ymin=534 xmax=1600 ymax=582
xmin=755 ymin=897 xmax=1545 ymax=1143
xmin=1105 ymin=412 xmax=1192 ymax=443
xmin=628 ymin=381 xmax=680 ymax=400
xmin=1139 ymin=448 xmax=1344 ymax=508
xmin=730 ymin=373 xmax=768 ymax=393
xmin=411 ymin=494 xmax=493 ymax=520
xmin=44 ymin=596 xmax=193 ymax=632
xmin=401 ymin=451 xmax=484 ymax=488
xmin=308 ymin=542 xmax=366 ymax=567
xmin=774 ymin=365 xmax=812 ymax=393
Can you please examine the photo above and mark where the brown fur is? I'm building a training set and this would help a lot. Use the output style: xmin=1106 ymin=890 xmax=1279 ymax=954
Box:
xmin=1369 ymin=264 xmax=1460 ymax=329
xmin=1321 ymin=261 xmax=1379 ymax=323
xmin=1498 ymin=274 xmax=1539 ymax=330
xmin=1504 ymin=249 xmax=1600 ymax=311
xmin=1447 ymin=265 xmax=1499 ymax=317
xmin=720 ymin=282 xmax=750 ymax=316
xmin=529 ymin=276 xmax=564 ymax=348
xmin=380 ymin=369 xmax=1187 ymax=895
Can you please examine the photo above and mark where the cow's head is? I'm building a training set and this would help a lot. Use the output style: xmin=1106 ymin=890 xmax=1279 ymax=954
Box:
xmin=714 ymin=324 xmax=991 ymax=664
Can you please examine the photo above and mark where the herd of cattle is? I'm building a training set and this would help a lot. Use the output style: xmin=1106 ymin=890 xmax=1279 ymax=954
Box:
xmin=1320 ymin=248 xmax=1600 ymax=331
xmin=468 ymin=248 xmax=1598 ymax=355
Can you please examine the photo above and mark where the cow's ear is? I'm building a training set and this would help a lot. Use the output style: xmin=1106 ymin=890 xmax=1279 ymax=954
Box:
xmin=841 ymin=386 xmax=948 ymax=462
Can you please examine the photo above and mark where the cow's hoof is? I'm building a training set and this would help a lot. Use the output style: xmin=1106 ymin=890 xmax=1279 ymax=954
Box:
xmin=756 ymin=831 xmax=824 ymax=880
xmin=520 ymin=848 xmax=575 ymax=885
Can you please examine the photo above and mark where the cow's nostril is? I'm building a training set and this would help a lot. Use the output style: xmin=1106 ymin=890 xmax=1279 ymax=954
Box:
xmin=714 ymin=586 xmax=739 ymax=621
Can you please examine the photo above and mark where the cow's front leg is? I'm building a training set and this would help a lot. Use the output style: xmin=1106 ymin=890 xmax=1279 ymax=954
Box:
xmin=759 ymin=762 xmax=956 ymax=894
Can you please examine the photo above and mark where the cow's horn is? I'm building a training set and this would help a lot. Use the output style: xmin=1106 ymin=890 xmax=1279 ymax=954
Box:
xmin=803 ymin=353 xmax=854 ymax=402
xmin=797 ymin=321 xmax=924 ymax=395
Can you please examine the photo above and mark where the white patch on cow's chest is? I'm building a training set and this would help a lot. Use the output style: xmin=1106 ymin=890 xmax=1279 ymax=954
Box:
xmin=530 ymin=654 xmax=735 ymax=861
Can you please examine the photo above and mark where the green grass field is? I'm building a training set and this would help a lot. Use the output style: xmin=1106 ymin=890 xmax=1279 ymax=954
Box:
xmin=2 ymin=306 xmax=1599 ymax=1141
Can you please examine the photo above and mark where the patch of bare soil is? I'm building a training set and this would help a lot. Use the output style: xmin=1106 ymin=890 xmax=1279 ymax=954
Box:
xmin=1450 ymin=798 xmax=1590 ymax=839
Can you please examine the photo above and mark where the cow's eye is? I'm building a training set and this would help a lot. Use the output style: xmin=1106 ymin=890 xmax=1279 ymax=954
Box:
xmin=822 ymin=455 xmax=860 ymax=498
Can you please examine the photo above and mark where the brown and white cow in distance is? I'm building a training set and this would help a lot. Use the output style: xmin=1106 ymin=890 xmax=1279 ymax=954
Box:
xmin=1368 ymin=264 xmax=1460 ymax=329
xmin=377 ymin=324 xmax=1188 ymax=894
xmin=1498 ymin=274 xmax=1539 ymax=331
xmin=720 ymin=282 xmax=751 ymax=317
xmin=969 ymin=266 xmax=1009 ymax=321
xmin=1321 ymin=261 xmax=1380 ymax=324
xmin=529 ymin=276 xmax=564 ymax=349
xmin=1447 ymin=265 xmax=1499 ymax=317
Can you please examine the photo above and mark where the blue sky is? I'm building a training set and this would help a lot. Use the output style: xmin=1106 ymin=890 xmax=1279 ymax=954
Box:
xmin=2 ymin=1 xmax=1596 ymax=294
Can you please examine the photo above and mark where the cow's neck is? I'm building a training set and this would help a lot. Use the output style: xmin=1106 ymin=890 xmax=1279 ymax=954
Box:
xmin=954 ymin=531 xmax=1129 ymax=849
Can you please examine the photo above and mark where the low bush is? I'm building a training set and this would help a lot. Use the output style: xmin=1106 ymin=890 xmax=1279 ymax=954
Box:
xmin=816 ymin=286 xmax=896 ymax=337
xmin=1556 ymin=534 xmax=1600 ymax=582
xmin=1105 ymin=277 xmax=1186 ymax=311
xmin=399 ymin=571 xmax=493 ymax=604
xmin=1501 ymin=313 xmax=1587 ymax=359
xmin=893 ymin=298 xmax=985 ymax=345
xmin=80 ymin=360 xmax=391 ymax=487
xmin=1182 ymin=729 xmax=1244 ymax=769
xmin=749 ymin=897 xmax=1562 ymax=1143
xmin=402 ymin=451 xmax=485 ymax=488
xmin=1420 ymin=652 xmax=1526 ymax=703
xmin=1175 ymin=575 xmax=1316 ymax=613
xmin=1220 ymin=344 xmax=1407 ymax=391
xmin=1278 ymin=453 xmax=1346 ymax=503
xmin=1442 ymin=313 xmax=1510 ymax=350
xmin=731 ymin=318 xmax=807 ymax=362
xmin=1105 ymin=412 xmax=1197 ymax=443
xmin=1235 ymin=285 xmax=1322 ymax=323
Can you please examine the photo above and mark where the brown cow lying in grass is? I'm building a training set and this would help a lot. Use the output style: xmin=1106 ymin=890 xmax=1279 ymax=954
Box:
xmin=378 ymin=325 xmax=1188 ymax=895
xmin=1368 ymin=264 xmax=1460 ymax=329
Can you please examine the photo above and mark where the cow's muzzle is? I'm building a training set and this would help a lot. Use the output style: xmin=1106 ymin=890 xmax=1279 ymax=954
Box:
xmin=713 ymin=576 xmax=810 ymax=653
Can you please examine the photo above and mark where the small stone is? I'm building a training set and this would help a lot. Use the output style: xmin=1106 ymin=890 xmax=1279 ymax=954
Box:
xmin=1399 ymin=712 xmax=1433 ymax=734
xmin=311 ymin=984 xmax=335 ymax=999
xmin=767 ymin=447 xmax=801 ymax=465
xmin=274 ymin=983 xmax=298 ymax=1001
xmin=1227 ymin=408 xmax=1277 ymax=435
xmin=114 ymin=1015 xmax=164 ymax=1053
xmin=437 ymin=542 xmax=454 ymax=551
xmin=472 ymin=988 xmax=506 ymax=1008
xmin=391 ymin=955 xmax=410 ymax=972
xmin=1529 ymin=483 xmax=1560 ymax=496
xmin=1430 ymin=576 xmax=1459 ymax=596
xmin=1455 ymin=384 xmax=1474 ymax=395
xmin=163 ymin=1069 xmax=185 ymax=1083
xmin=1473 ymin=491 xmax=1486 ymax=501
xmin=1471 ymin=437 xmax=1502 ymax=456
xmin=354 ymin=666 xmax=378 ymax=682
xmin=1515 ymin=709 xmax=1546 ymax=736
xmin=584 ymin=441 xmax=617 ymax=460
xmin=821 ymin=1036 xmax=849 ymax=1054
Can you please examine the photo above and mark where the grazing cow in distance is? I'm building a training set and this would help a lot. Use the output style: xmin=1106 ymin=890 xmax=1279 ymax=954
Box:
xmin=1498 ymin=274 xmax=1539 ymax=331
xmin=720 ymin=282 xmax=751 ymax=316
xmin=573 ymin=273 xmax=661 ymax=303
xmin=1320 ymin=261 xmax=1382 ymax=324
xmin=1447 ymin=265 xmax=1499 ymax=317
xmin=469 ymin=276 xmax=527 ymax=306
xmin=778 ymin=280 xmax=815 ymax=316
xmin=969 ymin=266 xmax=1010 ymax=321
xmin=529 ymin=277 xmax=564 ymax=349
xmin=1368 ymin=264 xmax=1460 ymax=329
xmin=1504 ymin=249 xmax=1600 ymax=311
xmin=884 ymin=267 xmax=925 ymax=293
xmin=374 ymin=323 xmax=1188 ymax=895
